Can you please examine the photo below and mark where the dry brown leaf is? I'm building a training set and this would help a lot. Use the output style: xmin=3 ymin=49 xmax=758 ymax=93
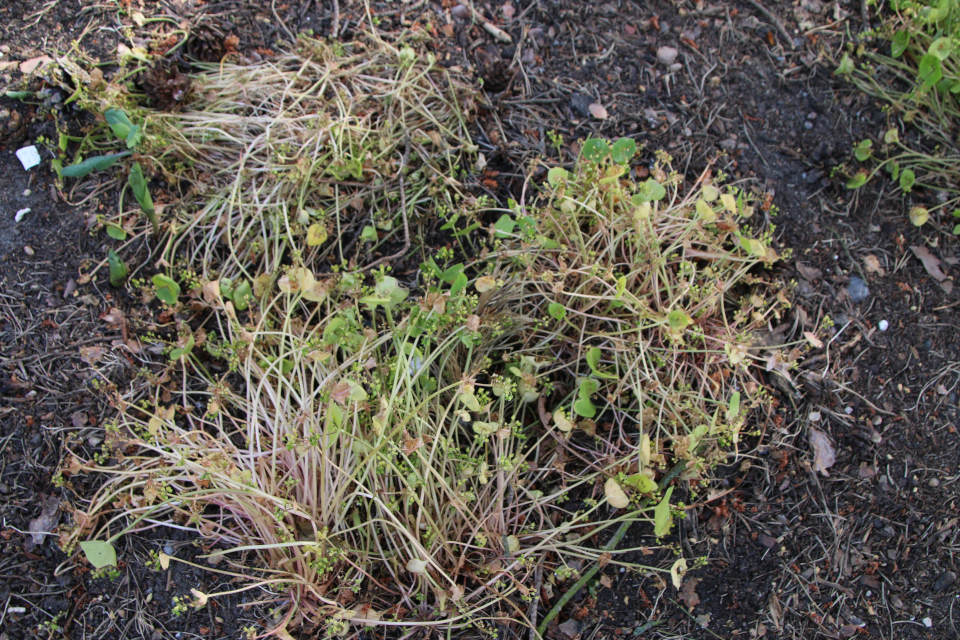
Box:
xmin=768 ymin=590 xmax=783 ymax=630
xmin=27 ymin=496 xmax=60 ymax=546
xmin=809 ymin=427 xmax=836 ymax=476
xmin=909 ymin=245 xmax=947 ymax=281
xmin=679 ymin=577 xmax=700 ymax=608
xmin=863 ymin=254 xmax=884 ymax=276
xmin=20 ymin=55 xmax=53 ymax=74
xmin=588 ymin=103 xmax=609 ymax=119
xmin=599 ymin=574 xmax=613 ymax=588
xmin=795 ymin=262 xmax=822 ymax=281
xmin=910 ymin=245 xmax=954 ymax=293
xmin=79 ymin=346 xmax=105 ymax=365
xmin=803 ymin=331 xmax=823 ymax=349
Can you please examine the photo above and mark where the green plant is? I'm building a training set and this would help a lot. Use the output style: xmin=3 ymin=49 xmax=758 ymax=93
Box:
xmin=836 ymin=1 xmax=960 ymax=228
xmin=60 ymin=108 xmax=159 ymax=234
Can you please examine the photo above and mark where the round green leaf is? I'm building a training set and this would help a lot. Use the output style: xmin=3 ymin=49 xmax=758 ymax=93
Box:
xmin=80 ymin=540 xmax=117 ymax=569
xmin=581 ymin=138 xmax=610 ymax=163
xmin=152 ymin=274 xmax=181 ymax=305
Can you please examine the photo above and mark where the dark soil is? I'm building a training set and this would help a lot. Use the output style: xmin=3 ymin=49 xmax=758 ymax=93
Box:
xmin=1 ymin=1 xmax=958 ymax=639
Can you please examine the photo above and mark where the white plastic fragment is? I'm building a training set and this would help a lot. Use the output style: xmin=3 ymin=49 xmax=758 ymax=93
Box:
xmin=16 ymin=145 xmax=41 ymax=170
xmin=15 ymin=208 xmax=30 ymax=222
xmin=878 ymin=320 xmax=889 ymax=332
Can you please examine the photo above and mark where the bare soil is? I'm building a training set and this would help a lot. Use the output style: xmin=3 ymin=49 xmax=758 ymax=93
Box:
xmin=1 ymin=1 xmax=958 ymax=639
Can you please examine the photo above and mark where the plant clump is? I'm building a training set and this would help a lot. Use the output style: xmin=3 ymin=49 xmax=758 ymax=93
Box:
xmin=59 ymin=60 xmax=794 ymax=634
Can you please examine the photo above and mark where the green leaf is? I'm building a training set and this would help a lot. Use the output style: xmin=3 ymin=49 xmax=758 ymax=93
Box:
xmin=152 ymin=274 xmax=181 ymax=305
xmin=918 ymin=54 xmax=942 ymax=91
xmin=667 ymin=309 xmax=692 ymax=331
xmin=953 ymin=223 xmax=960 ymax=235
xmin=80 ymin=540 xmax=117 ymax=569
xmin=547 ymin=302 xmax=567 ymax=320
xmin=5 ymin=90 xmax=31 ymax=100
xmin=624 ymin=473 xmax=657 ymax=493
xmin=547 ymin=167 xmax=570 ymax=187
xmin=169 ymin=333 xmax=195 ymax=361
xmin=899 ymin=168 xmax=916 ymax=192
xmin=232 ymin=280 xmax=252 ymax=311
xmin=439 ymin=263 xmax=465 ymax=284
xmin=846 ymin=171 xmax=868 ymax=189
xmin=362 ymin=276 xmax=408 ymax=309
xmin=727 ymin=391 xmax=741 ymax=421
xmin=853 ymin=139 xmax=873 ymax=162
xmin=61 ymin=152 xmax=132 ymax=178
xmin=632 ymin=179 xmax=668 ymax=204
xmin=106 ymin=224 xmax=127 ymax=241
xmin=104 ymin=108 xmax=133 ymax=141
xmin=891 ymin=30 xmax=909 ymax=58
xmin=653 ymin=486 xmax=674 ymax=537
xmin=360 ymin=225 xmax=378 ymax=242
xmin=835 ymin=53 xmax=854 ymax=75
xmin=610 ymin=137 xmax=637 ymax=164
xmin=494 ymin=214 xmax=516 ymax=238
xmin=586 ymin=347 xmax=617 ymax=379
xmin=573 ymin=396 xmax=597 ymax=418
xmin=460 ymin=392 xmax=481 ymax=412
xmin=887 ymin=160 xmax=900 ymax=180
xmin=928 ymin=36 xmax=953 ymax=60
xmin=128 ymin=163 xmax=157 ymax=233
xmin=450 ymin=271 xmax=468 ymax=296
xmin=952 ymin=209 xmax=960 ymax=218
xmin=580 ymin=138 xmax=610 ymax=163
xmin=578 ymin=377 xmax=600 ymax=398
xmin=107 ymin=250 xmax=127 ymax=287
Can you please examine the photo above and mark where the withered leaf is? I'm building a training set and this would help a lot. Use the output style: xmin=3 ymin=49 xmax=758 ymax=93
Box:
xmin=809 ymin=427 xmax=836 ymax=476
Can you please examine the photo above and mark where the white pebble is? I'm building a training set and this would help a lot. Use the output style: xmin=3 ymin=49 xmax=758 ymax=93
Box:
xmin=923 ymin=618 xmax=933 ymax=628
xmin=844 ymin=406 xmax=854 ymax=414
xmin=808 ymin=411 xmax=821 ymax=422
xmin=878 ymin=320 xmax=889 ymax=331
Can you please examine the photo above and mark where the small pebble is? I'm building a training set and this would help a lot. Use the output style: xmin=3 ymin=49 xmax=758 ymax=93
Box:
xmin=657 ymin=46 xmax=679 ymax=65
xmin=22 ymin=189 xmax=31 ymax=197
xmin=933 ymin=570 xmax=957 ymax=592
xmin=844 ymin=406 xmax=853 ymax=414
xmin=847 ymin=276 xmax=870 ymax=303
xmin=928 ymin=478 xmax=940 ymax=488
xmin=922 ymin=618 xmax=933 ymax=628
xmin=163 ymin=545 xmax=174 ymax=555
xmin=878 ymin=319 xmax=889 ymax=331
xmin=804 ymin=121 xmax=813 ymax=130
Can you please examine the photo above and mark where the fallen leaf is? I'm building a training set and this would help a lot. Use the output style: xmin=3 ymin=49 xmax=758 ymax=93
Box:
xmin=70 ymin=411 xmax=88 ymax=429
xmin=27 ymin=496 xmax=60 ymax=546
xmin=809 ymin=427 xmax=836 ymax=476
xmin=679 ymin=577 xmax=700 ymax=608
xmin=910 ymin=245 xmax=948 ymax=282
xmin=588 ymin=103 xmax=609 ymax=119
xmin=599 ymin=574 xmax=613 ymax=588
xmin=795 ymin=262 xmax=822 ymax=281
xmin=863 ymin=254 xmax=885 ymax=276
xmin=670 ymin=557 xmax=688 ymax=589
xmin=803 ymin=331 xmax=823 ymax=349
xmin=20 ymin=55 xmax=53 ymax=74
xmin=79 ymin=346 xmax=105 ymax=365
xmin=502 ymin=3 xmax=515 ymax=19
xmin=768 ymin=591 xmax=783 ymax=630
